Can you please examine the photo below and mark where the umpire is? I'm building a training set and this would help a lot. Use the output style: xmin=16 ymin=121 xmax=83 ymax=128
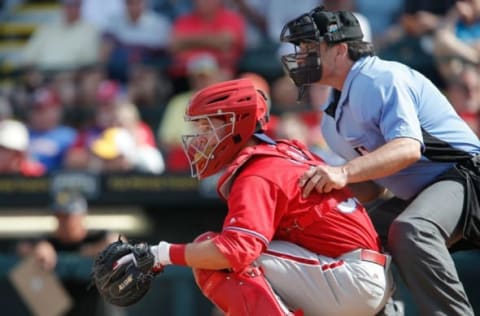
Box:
xmin=280 ymin=6 xmax=480 ymax=316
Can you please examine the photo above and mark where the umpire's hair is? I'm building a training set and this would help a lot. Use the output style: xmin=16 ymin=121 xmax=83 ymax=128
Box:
xmin=346 ymin=40 xmax=375 ymax=61
xmin=327 ymin=40 xmax=375 ymax=61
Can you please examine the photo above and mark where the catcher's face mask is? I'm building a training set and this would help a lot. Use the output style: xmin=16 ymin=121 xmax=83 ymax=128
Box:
xmin=182 ymin=78 xmax=269 ymax=179
xmin=182 ymin=114 xmax=234 ymax=179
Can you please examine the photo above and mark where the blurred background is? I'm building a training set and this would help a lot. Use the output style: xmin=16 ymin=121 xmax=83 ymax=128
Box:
xmin=0 ymin=0 xmax=480 ymax=315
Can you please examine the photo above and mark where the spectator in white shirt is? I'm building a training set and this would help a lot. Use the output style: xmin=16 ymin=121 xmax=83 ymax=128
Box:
xmin=21 ymin=0 xmax=100 ymax=71
xmin=100 ymin=0 xmax=171 ymax=82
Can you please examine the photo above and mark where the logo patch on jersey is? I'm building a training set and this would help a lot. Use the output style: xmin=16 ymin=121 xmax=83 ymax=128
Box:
xmin=229 ymin=217 xmax=237 ymax=224
xmin=354 ymin=146 xmax=369 ymax=156
xmin=336 ymin=198 xmax=358 ymax=214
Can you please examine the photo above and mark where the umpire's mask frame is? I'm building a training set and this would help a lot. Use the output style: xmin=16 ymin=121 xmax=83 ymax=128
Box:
xmin=280 ymin=13 xmax=324 ymax=89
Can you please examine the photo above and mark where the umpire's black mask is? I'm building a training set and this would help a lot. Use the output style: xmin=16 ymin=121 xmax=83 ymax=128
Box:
xmin=280 ymin=6 xmax=363 ymax=91
xmin=280 ymin=14 xmax=323 ymax=89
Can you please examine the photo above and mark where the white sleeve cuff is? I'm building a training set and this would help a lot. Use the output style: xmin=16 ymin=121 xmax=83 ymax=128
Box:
xmin=150 ymin=241 xmax=172 ymax=266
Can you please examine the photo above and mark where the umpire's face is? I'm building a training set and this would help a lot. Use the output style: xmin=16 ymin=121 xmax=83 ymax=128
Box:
xmin=298 ymin=41 xmax=347 ymax=85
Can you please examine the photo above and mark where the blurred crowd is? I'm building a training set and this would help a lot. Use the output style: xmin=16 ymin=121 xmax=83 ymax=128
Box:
xmin=1 ymin=0 xmax=480 ymax=176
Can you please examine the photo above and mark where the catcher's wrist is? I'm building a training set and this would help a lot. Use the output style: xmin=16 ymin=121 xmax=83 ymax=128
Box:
xmin=170 ymin=244 xmax=187 ymax=265
xmin=151 ymin=242 xmax=187 ymax=266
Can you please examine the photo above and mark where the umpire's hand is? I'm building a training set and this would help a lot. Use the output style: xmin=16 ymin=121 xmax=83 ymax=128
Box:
xmin=299 ymin=165 xmax=348 ymax=196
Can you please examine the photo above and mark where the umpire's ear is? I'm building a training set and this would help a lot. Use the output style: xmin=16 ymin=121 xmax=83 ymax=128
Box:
xmin=334 ymin=42 xmax=348 ymax=59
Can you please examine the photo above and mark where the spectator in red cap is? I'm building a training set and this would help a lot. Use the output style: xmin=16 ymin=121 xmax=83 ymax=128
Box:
xmin=65 ymin=80 xmax=123 ymax=170
xmin=0 ymin=119 xmax=45 ymax=176
xmin=94 ymin=80 xmax=122 ymax=129
xmin=27 ymin=88 xmax=77 ymax=173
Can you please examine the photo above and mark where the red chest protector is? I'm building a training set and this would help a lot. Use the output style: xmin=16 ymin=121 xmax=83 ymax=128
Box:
xmin=216 ymin=139 xmax=377 ymax=258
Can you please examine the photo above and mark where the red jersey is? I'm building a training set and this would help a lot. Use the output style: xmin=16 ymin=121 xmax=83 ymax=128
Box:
xmin=212 ymin=140 xmax=380 ymax=271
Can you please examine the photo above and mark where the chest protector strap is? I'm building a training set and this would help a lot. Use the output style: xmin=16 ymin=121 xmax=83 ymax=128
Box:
xmin=217 ymin=139 xmax=323 ymax=200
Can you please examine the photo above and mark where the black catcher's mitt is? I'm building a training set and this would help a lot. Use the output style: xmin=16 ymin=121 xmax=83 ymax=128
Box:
xmin=92 ymin=238 xmax=160 ymax=307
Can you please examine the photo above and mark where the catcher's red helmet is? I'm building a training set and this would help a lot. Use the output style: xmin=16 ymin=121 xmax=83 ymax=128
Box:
xmin=182 ymin=78 xmax=269 ymax=179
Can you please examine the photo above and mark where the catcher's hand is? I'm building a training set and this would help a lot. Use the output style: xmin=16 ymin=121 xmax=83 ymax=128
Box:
xmin=92 ymin=237 xmax=161 ymax=307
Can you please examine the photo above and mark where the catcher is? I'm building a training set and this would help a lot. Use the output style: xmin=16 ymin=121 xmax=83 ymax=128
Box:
xmin=93 ymin=78 xmax=394 ymax=316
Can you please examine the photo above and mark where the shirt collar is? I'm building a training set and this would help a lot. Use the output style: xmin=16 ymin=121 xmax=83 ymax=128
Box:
xmin=342 ymin=56 xmax=370 ymax=97
xmin=321 ymin=56 xmax=372 ymax=116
